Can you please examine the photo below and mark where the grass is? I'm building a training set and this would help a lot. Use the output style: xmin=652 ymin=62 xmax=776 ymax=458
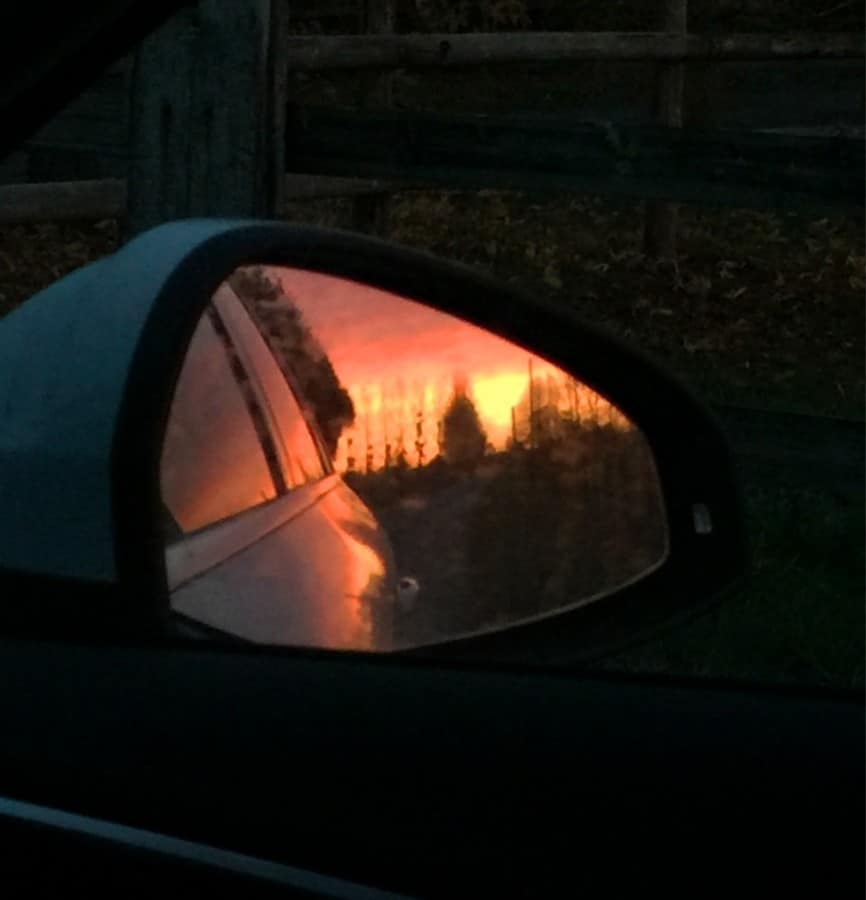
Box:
xmin=599 ymin=479 xmax=865 ymax=688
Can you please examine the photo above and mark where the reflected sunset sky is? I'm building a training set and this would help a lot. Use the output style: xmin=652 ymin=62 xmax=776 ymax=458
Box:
xmin=267 ymin=267 xmax=627 ymax=470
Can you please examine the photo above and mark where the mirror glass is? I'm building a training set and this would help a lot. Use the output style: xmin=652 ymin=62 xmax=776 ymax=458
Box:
xmin=160 ymin=265 xmax=668 ymax=651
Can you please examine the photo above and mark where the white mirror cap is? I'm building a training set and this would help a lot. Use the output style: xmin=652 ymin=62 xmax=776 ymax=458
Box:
xmin=0 ymin=220 xmax=247 ymax=581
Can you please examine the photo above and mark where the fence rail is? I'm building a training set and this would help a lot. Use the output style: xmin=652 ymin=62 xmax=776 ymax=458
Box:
xmin=0 ymin=179 xmax=127 ymax=224
xmin=280 ymin=22 xmax=863 ymax=254
xmin=285 ymin=108 xmax=864 ymax=213
xmin=283 ymin=31 xmax=865 ymax=70
xmin=0 ymin=175 xmax=414 ymax=224
xmin=1 ymin=110 xmax=862 ymax=225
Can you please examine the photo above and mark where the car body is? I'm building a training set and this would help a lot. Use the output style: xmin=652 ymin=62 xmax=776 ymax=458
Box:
xmin=163 ymin=281 xmax=398 ymax=650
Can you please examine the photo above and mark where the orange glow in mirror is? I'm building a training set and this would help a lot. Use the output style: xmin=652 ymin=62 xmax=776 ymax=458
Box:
xmin=263 ymin=267 xmax=630 ymax=473
xmin=161 ymin=264 xmax=668 ymax=653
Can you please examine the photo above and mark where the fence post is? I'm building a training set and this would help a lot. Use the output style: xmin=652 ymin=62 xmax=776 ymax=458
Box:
xmin=127 ymin=0 xmax=283 ymax=236
xmin=351 ymin=0 xmax=394 ymax=236
xmin=270 ymin=0 xmax=291 ymax=219
xmin=643 ymin=0 xmax=687 ymax=260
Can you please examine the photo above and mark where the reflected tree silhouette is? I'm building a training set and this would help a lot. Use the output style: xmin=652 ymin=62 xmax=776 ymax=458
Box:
xmin=441 ymin=378 xmax=488 ymax=471
xmin=228 ymin=266 xmax=355 ymax=458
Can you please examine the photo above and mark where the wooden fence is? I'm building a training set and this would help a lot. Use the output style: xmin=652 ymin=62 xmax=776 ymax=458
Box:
xmin=0 ymin=0 xmax=862 ymax=244
xmin=274 ymin=0 xmax=863 ymax=254
xmin=285 ymin=108 xmax=862 ymax=214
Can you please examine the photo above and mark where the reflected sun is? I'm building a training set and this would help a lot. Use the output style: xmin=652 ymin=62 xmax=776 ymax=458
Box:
xmin=471 ymin=371 xmax=530 ymax=428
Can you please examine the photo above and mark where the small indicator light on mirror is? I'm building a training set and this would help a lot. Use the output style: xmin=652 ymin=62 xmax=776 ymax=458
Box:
xmin=692 ymin=503 xmax=713 ymax=535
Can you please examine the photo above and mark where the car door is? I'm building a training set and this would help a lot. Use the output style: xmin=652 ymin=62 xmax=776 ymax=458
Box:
xmin=162 ymin=287 xmax=397 ymax=651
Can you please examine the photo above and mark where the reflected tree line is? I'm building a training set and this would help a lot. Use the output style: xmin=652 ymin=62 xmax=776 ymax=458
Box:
xmin=344 ymin=375 xmax=492 ymax=475
xmin=228 ymin=266 xmax=355 ymax=459
xmin=341 ymin=365 xmax=630 ymax=477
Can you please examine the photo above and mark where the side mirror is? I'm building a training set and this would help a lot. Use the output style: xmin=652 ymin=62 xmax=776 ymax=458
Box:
xmin=161 ymin=265 xmax=670 ymax=653
xmin=0 ymin=221 xmax=745 ymax=664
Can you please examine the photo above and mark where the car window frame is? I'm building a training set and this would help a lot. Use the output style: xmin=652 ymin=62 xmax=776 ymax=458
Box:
xmin=163 ymin=287 xmax=341 ymax=550
xmin=212 ymin=283 xmax=333 ymax=485
xmin=161 ymin=297 xmax=346 ymax=593
xmin=159 ymin=305 xmax=284 ymax=539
